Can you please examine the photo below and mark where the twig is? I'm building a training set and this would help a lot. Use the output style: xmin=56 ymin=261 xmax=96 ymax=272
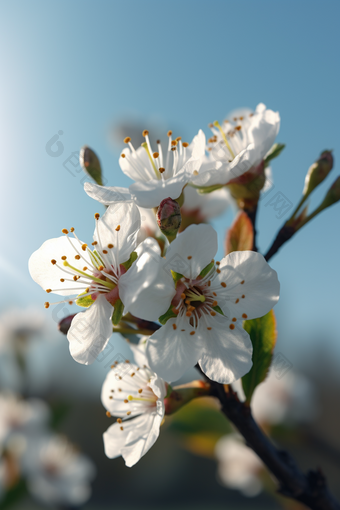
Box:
xmin=264 ymin=225 xmax=295 ymax=261
xmin=203 ymin=374 xmax=340 ymax=510
xmin=243 ymin=204 xmax=259 ymax=252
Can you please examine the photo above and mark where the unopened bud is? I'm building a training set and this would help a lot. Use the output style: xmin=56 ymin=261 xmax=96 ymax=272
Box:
xmin=157 ymin=198 xmax=181 ymax=240
xmin=58 ymin=314 xmax=76 ymax=335
xmin=303 ymin=150 xmax=333 ymax=196
xmin=320 ymin=175 xmax=340 ymax=210
xmin=79 ymin=146 xmax=103 ymax=185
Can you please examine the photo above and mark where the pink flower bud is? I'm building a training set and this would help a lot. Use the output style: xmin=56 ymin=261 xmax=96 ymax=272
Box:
xmin=58 ymin=314 xmax=77 ymax=335
xmin=157 ymin=197 xmax=182 ymax=238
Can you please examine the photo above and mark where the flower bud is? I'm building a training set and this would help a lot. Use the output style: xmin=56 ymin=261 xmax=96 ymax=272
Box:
xmin=164 ymin=380 xmax=211 ymax=415
xmin=157 ymin=197 xmax=182 ymax=240
xmin=79 ymin=146 xmax=103 ymax=185
xmin=319 ymin=175 xmax=340 ymax=210
xmin=303 ymin=150 xmax=333 ymax=196
xmin=58 ymin=314 xmax=76 ymax=335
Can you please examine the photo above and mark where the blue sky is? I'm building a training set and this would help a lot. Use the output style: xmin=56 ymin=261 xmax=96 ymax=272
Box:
xmin=0 ymin=0 xmax=339 ymax=366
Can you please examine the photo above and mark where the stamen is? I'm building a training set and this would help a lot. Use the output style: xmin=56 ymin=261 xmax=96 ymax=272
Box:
xmin=213 ymin=120 xmax=235 ymax=159
xmin=142 ymin=142 xmax=159 ymax=179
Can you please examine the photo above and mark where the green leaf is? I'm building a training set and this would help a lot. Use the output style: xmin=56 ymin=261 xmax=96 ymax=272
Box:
xmin=212 ymin=305 xmax=224 ymax=315
xmin=159 ymin=306 xmax=177 ymax=325
xmin=80 ymin=146 xmax=103 ymax=185
xmin=171 ymin=270 xmax=183 ymax=283
xmin=121 ymin=251 xmax=137 ymax=271
xmin=112 ymin=298 xmax=124 ymax=326
xmin=264 ymin=143 xmax=285 ymax=166
xmin=225 ymin=211 xmax=254 ymax=255
xmin=199 ymin=261 xmax=214 ymax=278
xmin=242 ymin=309 xmax=277 ymax=403
xmin=76 ymin=291 xmax=94 ymax=308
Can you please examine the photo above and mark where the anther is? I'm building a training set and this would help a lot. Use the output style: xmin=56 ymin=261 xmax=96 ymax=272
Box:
xmin=46 ymin=289 xmax=52 ymax=293
xmin=216 ymin=261 xmax=220 ymax=266
xmin=115 ymin=225 xmax=121 ymax=231
xmin=181 ymin=293 xmax=186 ymax=299
xmin=138 ymin=389 xmax=143 ymax=394
xmin=142 ymin=130 xmax=149 ymax=136
xmin=236 ymin=126 xmax=242 ymax=131
xmin=187 ymin=256 xmax=192 ymax=260
xmin=242 ymin=295 xmax=245 ymax=299
xmin=61 ymin=256 xmax=67 ymax=260
xmin=124 ymin=137 xmax=131 ymax=143
xmin=117 ymin=418 xmax=122 ymax=424
xmin=235 ymin=298 xmax=239 ymax=304
xmin=106 ymin=411 xmax=111 ymax=417
xmin=60 ymin=279 xmax=65 ymax=282
xmin=182 ymin=142 xmax=189 ymax=147
xmin=94 ymin=213 xmax=100 ymax=220
xmin=229 ymin=324 xmax=235 ymax=330
xmin=213 ymin=292 xmax=217 ymax=296
xmin=242 ymin=313 xmax=248 ymax=319
xmin=98 ymin=265 xmax=104 ymax=271
xmin=176 ymin=137 xmax=182 ymax=141
xmin=82 ymin=244 xmax=87 ymax=251
xmin=83 ymin=267 xmax=88 ymax=271
xmin=44 ymin=302 xmax=50 ymax=309
xmin=159 ymin=167 xmax=165 ymax=173
xmin=167 ymin=130 xmax=172 ymax=136
xmin=186 ymin=312 xmax=192 ymax=317
xmin=75 ymin=255 xmax=80 ymax=260
xmin=108 ymin=244 xmax=114 ymax=249
xmin=171 ymin=140 xmax=177 ymax=146
xmin=62 ymin=229 xmax=69 ymax=234
xmin=207 ymin=327 xmax=212 ymax=331
xmin=240 ymin=280 xmax=245 ymax=284
xmin=70 ymin=227 xmax=74 ymax=232
xmin=103 ymin=250 xmax=108 ymax=254
xmin=120 ymin=426 xmax=124 ymax=431
xmin=212 ymin=300 xmax=218 ymax=307
xmin=124 ymin=399 xmax=128 ymax=403
xmin=131 ymin=372 xmax=135 ymax=377
xmin=216 ymin=269 xmax=221 ymax=274
xmin=171 ymin=147 xmax=176 ymax=151
xmin=153 ymin=152 xmax=159 ymax=158
xmin=121 ymin=153 xmax=126 ymax=158
xmin=157 ymin=139 xmax=160 ymax=144
xmin=127 ymin=411 xmax=131 ymax=416
xmin=190 ymin=331 xmax=195 ymax=335
xmin=210 ymin=311 xmax=216 ymax=316
xmin=92 ymin=241 xmax=98 ymax=246
xmin=51 ymin=259 xmax=57 ymax=265
xmin=221 ymin=282 xmax=227 ymax=288
xmin=232 ymin=317 xmax=237 ymax=322
xmin=173 ymin=324 xmax=177 ymax=330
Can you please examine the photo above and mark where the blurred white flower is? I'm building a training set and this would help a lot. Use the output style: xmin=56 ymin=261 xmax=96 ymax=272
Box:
xmin=181 ymin=186 xmax=231 ymax=223
xmin=215 ymin=434 xmax=263 ymax=496
xmin=0 ymin=307 xmax=45 ymax=353
xmin=22 ymin=434 xmax=95 ymax=506
xmin=232 ymin=369 xmax=316 ymax=426
xmin=0 ymin=394 xmax=49 ymax=445
xmin=101 ymin=360 xmax=166 ymax=467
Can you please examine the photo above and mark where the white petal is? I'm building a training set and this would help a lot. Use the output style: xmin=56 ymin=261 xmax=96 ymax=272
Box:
xmin=129 ymin=171 xmax=189 ymax=208
xmin=146 ymin=318 xmax=204 ymax=382
xmin=94 ymin=202 xmax=141 ymax=265
xmin=119 ymin=146 xmax=155 ymax=182
xmin=119 ymin=241 xmax=175 ymax=322
xmin=84 ymin=182 xmax=134 ymax=204
xmin=165 ymin=224 xmax=217 ymax=279
xmin=199 ymin=314 xmax=252 ymax=384
xmin=122 ymin=411 xmax=163 ymax=467
xmin=148 ymin=374 xmax=167 ymax=400
xmin=29 ymin=236 xmax=89 ymax=296
xmin=103 ymin=421 xmax=130 ymax=459
xmin=216 ymin=251 xmax=280 ymax=320
xmin=67 ymin=296 xmax=113 ymax=365
xmin=250 ymin=108 xmax=280 ymax=162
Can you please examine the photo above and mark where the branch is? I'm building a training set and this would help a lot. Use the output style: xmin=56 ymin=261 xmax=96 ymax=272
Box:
xmin=207 ymin=379 xmax=339 ymax=510
xmin=264 ymin=224 xmax=295 ymax=262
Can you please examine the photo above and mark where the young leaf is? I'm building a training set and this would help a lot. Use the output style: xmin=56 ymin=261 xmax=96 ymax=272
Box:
xmin=225 ymin=211 xmax=254 ymax=255
xmin=112 ymin=298 xmax=124 ymax=326
xmin=264 ymin=143 xmax=285 ymax=166
xmin=159 ymin=306 xmax=177 ymax=325
xmin=242 ymin=309 xmax=277 ymax=403
xmin=76 ymin=292 xmax=95 ymax=308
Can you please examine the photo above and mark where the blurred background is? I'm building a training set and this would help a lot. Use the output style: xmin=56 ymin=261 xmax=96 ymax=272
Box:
xmin=0 ymin=0 xmax=339 ymax=508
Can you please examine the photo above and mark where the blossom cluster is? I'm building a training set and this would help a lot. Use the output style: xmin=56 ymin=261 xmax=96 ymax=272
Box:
xmin=29 ymin=103 xmax=281 ymax=467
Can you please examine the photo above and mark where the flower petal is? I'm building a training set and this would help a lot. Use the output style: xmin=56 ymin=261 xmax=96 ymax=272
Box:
xmin=122 ymin=411 xmax=163 ymax=467
xmin=199 ymin=314 xmax=253 ymax=384
xmin=250 ymin=105 xmax=280 ymax=161
xmin=103 ymin=421 xmax=131 ymax=459
xmin=84 ymin=182 xmax=134 ymax=205
xmin=129 ymin=171 xmax=189 ymax=208
xmin=146 ymin=318 xmax=204 ymax=382
xmin=215 ymin=251 xmax=280 ymax=320
xmin=165 ymin=224 xmax=217 ymax=279
xmin=29 ymin=236 xmax=89 ymax=296
xmin=67 ymin=296 xmax=113 ymax=365
xmin=94 ymin=203 xmax=141 ymax=265
xmin=119 ymin=240 xmax=175 ymax=322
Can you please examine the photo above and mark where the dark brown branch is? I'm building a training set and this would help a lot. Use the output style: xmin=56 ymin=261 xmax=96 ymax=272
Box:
xmin=264 ymin=225 xmax=295 ymax=262
xmin=243 ymin=204 xmax=259 ymax=252
xmin=205 ymin=377 xmax=339 ymax=510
